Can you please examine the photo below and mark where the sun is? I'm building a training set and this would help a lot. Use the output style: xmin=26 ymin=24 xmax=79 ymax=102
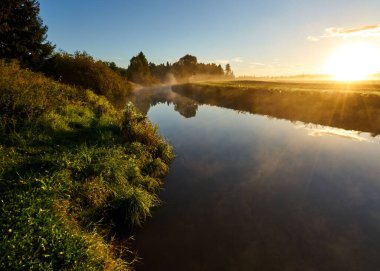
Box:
xmin=324 ymin=42 xmax=380 ymax=81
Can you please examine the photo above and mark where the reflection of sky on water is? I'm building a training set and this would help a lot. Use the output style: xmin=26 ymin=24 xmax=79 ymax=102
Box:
xmin=135 ymin=103 xmax=380 ymax=271
xmin=293 ymin=124 xmax=373 ymax=142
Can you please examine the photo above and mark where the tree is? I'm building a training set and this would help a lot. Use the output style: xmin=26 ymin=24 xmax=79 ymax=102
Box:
xmin=150 ymin=62 xmax=173 ymax=82
xmin=172 ymin=54 xmax=198 ymax=80
xmin=0 ymin=0 xmax=54 ymax=67
xmin=104 ymin=61 xmax=128 ymax=77
xmin=178 ymin=54 xmax=197 ymax=67
xmin=127 ymin=52 xmax=152 ymax=85
xmin=225 ymin=63 xmax=234 ymax=77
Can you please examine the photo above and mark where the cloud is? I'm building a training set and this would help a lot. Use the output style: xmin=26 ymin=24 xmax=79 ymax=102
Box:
xmin=208 ymin=57 xmax=244 ymax=65
xmin=232 ymin=57 xmax=243 ymax=63
xmin=213 ymin=59 xmax=229 ymax=65
xmin=308 ymin=23 xmax=380 ymax=41
xmin=325 ymin=24 xmax=380 ymax=37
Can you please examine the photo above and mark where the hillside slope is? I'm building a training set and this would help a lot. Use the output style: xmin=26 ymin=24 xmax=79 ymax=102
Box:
xmin=0 ymin=61 xmax=173 ymax=270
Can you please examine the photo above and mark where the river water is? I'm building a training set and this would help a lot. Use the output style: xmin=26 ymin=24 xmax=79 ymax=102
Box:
xmin=133 ymin=87 xmax=380 ymax=271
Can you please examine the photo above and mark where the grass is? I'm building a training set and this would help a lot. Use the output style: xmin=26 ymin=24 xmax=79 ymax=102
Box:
xmin=195 ymin=79 xmax=380 ymax=95
xmin=0 ymin=60 xmax=173 ymax=270
xmin=172 ymin=80 xmax=380 ymax=136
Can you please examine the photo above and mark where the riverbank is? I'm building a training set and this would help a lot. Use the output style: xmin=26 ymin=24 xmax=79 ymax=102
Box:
xmin=172 ymin=80 xmax=380 ymax=136
xmin=0 ymin=61 xmax=173 ymax=270
xmin=192 ymin=80 xmax=380 ymax=95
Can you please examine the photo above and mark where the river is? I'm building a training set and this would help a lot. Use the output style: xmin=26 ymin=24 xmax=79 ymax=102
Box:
xmin=132 ymin=86 xmax=380 ymax=271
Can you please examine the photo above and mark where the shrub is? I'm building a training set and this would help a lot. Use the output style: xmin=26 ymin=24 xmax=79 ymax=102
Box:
xmin=42 ymin=52 xmax=132 ymax=107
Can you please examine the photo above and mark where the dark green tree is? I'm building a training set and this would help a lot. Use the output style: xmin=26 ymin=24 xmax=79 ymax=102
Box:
xmin=172 ymin=54 xmax=198 ymax=80
xmin=127 ymin=52 xmax=152 ymax=84
xmin=0 ymin=0 xmax=54 ymax=67
xmin=178 ymin=54 xmax=197 ymax=67
xmin=150 ymin=62 xmax=173 ymax=82
xmin=104 ymin=61 xmax=128 ymax=77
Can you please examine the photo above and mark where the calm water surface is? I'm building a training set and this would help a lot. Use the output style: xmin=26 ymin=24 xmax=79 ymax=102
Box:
xmin=134 ymin=88 xmax=380 ymax=271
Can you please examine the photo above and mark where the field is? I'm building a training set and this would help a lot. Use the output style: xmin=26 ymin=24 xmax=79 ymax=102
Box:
xmin=172 ymin=80 xmax=380 ymax=136
xmin=194 ymin=79 xmax=380 ymax=95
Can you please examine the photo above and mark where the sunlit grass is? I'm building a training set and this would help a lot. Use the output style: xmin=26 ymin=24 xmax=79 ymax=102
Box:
xmin=194 ymin=79 xmax=380 ymax=95
xmin=0 ymin=60 xmax=173 ymax=270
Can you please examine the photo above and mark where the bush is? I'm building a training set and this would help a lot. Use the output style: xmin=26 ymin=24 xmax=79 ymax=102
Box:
xmin=42 ymin=52 xmax=132 ymax=108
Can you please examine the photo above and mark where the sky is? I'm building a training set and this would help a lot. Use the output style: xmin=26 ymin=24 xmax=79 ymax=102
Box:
xmin=39 ymin=0 xmax=380 ymax=76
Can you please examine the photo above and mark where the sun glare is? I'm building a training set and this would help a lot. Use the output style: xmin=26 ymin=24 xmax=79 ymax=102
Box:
xmin=324 ymin=42 xmax=380 ymax=81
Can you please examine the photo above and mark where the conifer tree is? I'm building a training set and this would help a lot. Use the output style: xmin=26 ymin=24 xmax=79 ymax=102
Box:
xmin=0 ymin=0 xmax=54 ymax=66
xmin=127 ymin=52 xmax=152 ymax=84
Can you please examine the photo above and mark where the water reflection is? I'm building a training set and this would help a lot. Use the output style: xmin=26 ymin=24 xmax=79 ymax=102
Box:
xmin=133 ymin=87 xmax=380 ymax=271
xmin=131 ymin=85 xmax=380 ymax=137
xmin=304 ymin=126 xmax=372 ymax=142
xmin=130 ymin=86 xmax=198 ymax=118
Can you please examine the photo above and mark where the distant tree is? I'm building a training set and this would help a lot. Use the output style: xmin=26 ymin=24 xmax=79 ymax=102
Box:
xmin=150 ymin=62 xmax=173 ymax=82
xmin=108 ymin=61 xmax=117 ymax=70
xmin=225 ymin=63 xmax=234 ymax=77
xmin=104 ymin=61 xmax=128 ymax=77
xmin=127 ymin=52 xmax=152 ymax=85
xmin=0 ymin=0 xmax=54 ymax=67
xmin=172 ymin=54 xmax=198 ymax=80
xmin=178 ymin=54 xmax=197 ymax=67
xmin=217 ymin=64 xmax=224 ymax=74
xmin=149 ymin=54 xmax=232 ymax=83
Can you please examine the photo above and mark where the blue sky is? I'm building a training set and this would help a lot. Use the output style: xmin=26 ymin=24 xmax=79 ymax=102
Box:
xmin=39 ymin=0 xmax=380 ymax=76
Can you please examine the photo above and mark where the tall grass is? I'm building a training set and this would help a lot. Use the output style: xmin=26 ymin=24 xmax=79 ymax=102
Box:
xmin=0 ymin=60 xmax=173 ymax=270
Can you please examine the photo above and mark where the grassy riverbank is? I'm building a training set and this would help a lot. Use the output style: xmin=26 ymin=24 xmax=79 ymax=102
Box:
xmin=172 ymin=80 xmax=380 ymax=136
xmin=0 ymin=61 xmax=173 ymax=270
xmin=194 ymin=80 xmax=380 ymax=94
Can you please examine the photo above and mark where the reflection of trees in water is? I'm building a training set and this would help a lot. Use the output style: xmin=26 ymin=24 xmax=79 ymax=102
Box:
xmin=173 ymin=103 xmax=196 ymax=118
xmin=130 ymin=84 xmax=380 ymax=136
xmin=130 ymin=87 xmax=198 ymax=118
xmin=173 ymin=84 xmax=380 ymax=136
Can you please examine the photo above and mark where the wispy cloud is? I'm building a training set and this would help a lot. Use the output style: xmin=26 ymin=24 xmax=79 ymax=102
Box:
xmin=213 ymin=59 xmax=229 ymax=65
xmin=231 ymin=57 xmax=243 ymax=63
xmin=308 ymin=23 xmax=380 ymax=42
xmin=209 ymin=57 xmax=244 ymax=65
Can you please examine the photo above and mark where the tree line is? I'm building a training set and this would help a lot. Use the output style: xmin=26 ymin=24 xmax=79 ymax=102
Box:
xmin=107 ymin=52 xmax=235 ymax=85
xmin=0 ymin=0 xmax=234 ymax=95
